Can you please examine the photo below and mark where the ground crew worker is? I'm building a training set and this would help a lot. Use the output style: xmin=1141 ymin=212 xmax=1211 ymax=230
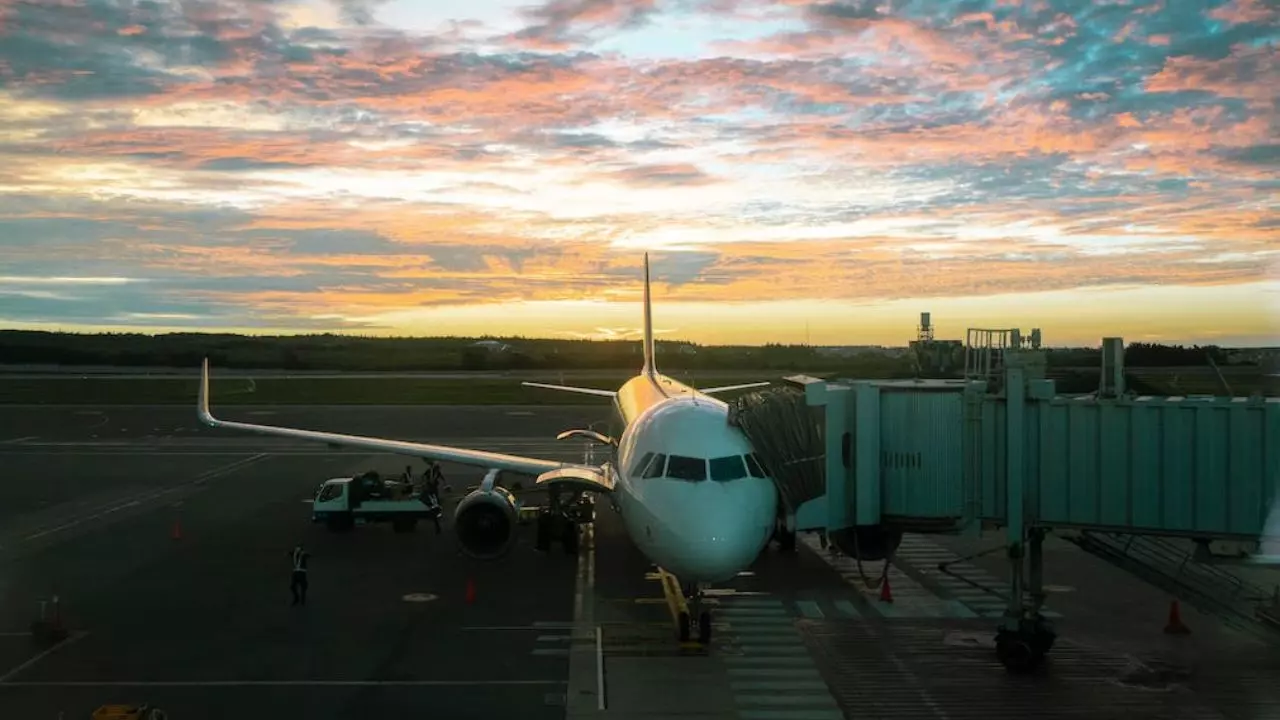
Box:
xmin=290 ymin=545 xmax=310 ymax=606
xmin=423 ymin=461 xmax=444 ymax=534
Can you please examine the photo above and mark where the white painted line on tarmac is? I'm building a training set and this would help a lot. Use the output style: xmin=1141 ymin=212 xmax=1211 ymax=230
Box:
xmin=0 ymin=631 xmax=89 ymax=683
xmin=0 ymin=436 xmax=36 ymax=444
xmin=0 ymin=679 xmax=566 ymax=688
xmin=596 ymin=625 xmax=604 ymax=711
xmin=567 ymin=523 xmax=603 ymax=712
xmin=20 ymin=454 xmax=269 ymax=543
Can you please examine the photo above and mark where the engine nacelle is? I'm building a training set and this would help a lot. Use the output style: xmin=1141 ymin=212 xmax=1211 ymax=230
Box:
xmin=828 ymin=525 xmax=903 ymax=562
xmin=454 ymin=484 xmax=520 ymax=560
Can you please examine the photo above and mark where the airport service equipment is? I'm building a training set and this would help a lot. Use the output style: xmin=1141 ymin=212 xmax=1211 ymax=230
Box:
xmin=311 ymin=476 xmax=441 ymax=533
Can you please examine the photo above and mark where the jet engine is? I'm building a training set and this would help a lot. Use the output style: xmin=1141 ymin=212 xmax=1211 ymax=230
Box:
xmin=453 ymin=478 xmax=520 ymax=560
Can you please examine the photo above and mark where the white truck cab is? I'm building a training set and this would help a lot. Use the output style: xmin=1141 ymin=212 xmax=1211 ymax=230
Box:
xmin=312 ymin=474 xmax=440 ymax=533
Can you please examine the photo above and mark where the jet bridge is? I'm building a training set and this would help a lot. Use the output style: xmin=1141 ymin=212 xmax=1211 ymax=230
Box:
xmin=730 ymin=337 xmax=1279 ymax=673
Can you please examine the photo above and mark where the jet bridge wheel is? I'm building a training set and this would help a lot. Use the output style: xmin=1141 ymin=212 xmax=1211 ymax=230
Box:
xmin=995 ymin=620 xmax=1056 ymax=674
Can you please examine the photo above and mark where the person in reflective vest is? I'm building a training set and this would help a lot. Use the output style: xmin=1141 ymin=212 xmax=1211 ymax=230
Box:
xmin=290 ymin=545 xmax=310 ymax=606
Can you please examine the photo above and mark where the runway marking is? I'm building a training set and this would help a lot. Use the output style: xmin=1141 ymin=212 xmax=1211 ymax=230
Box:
xmin=0 ymin=436 xmax=36 ymax=444
xmin=0 ymin=631 xmax=89 ymax=684
xmin=20 ymin=454 xmax=269 ymax=543
xmin=0 ymin=679 xmax=567 ymax=688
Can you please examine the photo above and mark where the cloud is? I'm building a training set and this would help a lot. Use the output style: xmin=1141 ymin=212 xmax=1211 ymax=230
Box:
xmin=0 ymin=0 xmax=1275 ymax=344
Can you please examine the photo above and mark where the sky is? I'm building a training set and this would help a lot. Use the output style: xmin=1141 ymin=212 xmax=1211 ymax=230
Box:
xmin=0 ymin=0 xmax=1277 ymax=347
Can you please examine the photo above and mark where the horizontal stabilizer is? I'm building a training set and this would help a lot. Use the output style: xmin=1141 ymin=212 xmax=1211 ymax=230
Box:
xmin=522 ymin=381 xmax=617 ymax=398
xmin=699 ymin=381 xmax=771 ymax=395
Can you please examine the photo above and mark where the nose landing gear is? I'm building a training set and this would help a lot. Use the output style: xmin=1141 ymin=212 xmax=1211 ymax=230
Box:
xmin=657 ymin=570 xmax=713 ymax=646
xmin=680 ymin=582 xmax=713 ymax=645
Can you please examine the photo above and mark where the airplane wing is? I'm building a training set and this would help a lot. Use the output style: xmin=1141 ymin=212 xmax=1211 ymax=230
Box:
xmin=197 ymin=359 xmax=577 ymax=476
xmin=699 ymin=381 xmax=771 ymax=395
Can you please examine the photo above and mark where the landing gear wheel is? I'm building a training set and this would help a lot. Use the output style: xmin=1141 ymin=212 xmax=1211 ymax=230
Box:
xmin=535 ymin=512 xmax=551 ymax=552
xmin=677 ymin=611 xmax=691 ymax=642
xmin=777 ymin=529 xmax=797 ymax=553
xmin=698 ymin=610 xmax=712 ymax=644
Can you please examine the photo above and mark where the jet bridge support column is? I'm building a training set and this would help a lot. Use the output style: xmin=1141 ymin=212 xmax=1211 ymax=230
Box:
xmin=994 ymin=364 xmax=1055 ymax=673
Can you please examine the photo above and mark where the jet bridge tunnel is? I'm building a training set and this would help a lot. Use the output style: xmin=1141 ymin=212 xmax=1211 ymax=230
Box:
xmin=728 ymin=340 xmax=1279 ymax=672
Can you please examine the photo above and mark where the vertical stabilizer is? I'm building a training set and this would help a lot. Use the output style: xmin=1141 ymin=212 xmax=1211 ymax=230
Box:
xmin=642 ymin=253 xmax=656 ymax=378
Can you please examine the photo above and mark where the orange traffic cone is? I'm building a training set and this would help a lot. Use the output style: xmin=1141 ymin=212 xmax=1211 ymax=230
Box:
xmin=879 ymin=574 xmax=894 ymax=603
xmin=1164 ymin=600 xmax=1190 ymax=635
xmin=465 ymin=578 xmax=476 ymax=604
xmin=171 ymin=518 xmax=183 ymax=541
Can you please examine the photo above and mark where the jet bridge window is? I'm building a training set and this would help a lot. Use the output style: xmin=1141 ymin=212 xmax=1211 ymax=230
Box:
xmin=744 ymin=453 xmax=767 ymax=478
xmin=709 ymin=455 xmax=748 ymax=482
xmin=666 ymin=455 xmax=707 ymax=482
xmin=642 ymin=453 xmax=667 ymax=479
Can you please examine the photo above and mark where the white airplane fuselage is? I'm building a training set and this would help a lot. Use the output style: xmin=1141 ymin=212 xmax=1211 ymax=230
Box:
xmin=606 ymin=372 xmax=778 ymax=584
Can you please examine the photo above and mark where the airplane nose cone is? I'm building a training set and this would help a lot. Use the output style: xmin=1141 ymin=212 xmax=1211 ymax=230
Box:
xmin=665 ymin=479 xmax=776 ymax=583
xmin=678 ymin=531 xmax=771 ymax=583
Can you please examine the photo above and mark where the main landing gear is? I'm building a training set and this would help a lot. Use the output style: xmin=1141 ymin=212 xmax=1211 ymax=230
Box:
xmin=535 ymin=490 xmax=592 ymax=556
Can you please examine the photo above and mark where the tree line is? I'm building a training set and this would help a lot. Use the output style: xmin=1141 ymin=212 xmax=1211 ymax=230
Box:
xmin=0 ymin=330 xmax=1255 ymax=375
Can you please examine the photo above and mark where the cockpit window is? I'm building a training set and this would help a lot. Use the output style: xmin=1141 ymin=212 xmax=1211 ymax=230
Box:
xmin=630 ymin=451 xmax=654 ymax=477
xmin=666 ymin=455 xmax=707 ymax=482
xmin=744 ymin=453 xmax=767 ymax=478
xmin=709 ymin=455 xmax=747 ymax=482
xmin=642 ymin=453 xmax=667 ymax=479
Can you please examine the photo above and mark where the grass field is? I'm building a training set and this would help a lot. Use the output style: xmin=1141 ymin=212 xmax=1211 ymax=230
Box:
xmin=0 ymin=373 xmax=790 ymax=405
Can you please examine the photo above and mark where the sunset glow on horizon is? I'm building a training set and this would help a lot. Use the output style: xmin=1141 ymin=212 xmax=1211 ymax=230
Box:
xmin=0 ymin=0 xmax=1276 ymax=347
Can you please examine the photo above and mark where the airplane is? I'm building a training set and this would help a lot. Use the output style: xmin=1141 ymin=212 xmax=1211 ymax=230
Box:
xmin=197 ymin=253 xmax=785 ymax=642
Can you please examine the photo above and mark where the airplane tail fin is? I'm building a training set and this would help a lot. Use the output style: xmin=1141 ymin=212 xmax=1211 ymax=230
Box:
xmin=642 ymin=252 xmax=656 ymax=378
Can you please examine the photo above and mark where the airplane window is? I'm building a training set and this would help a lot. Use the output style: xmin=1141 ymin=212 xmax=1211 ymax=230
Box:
xmin=630 ymin=451 xmax=654 ymax=477
xmin=667 ymin=455 xmax=707 ymax=482
xmin=709 ymin=455 xmax=747 ymax=482
xmin=643 ymin=454 xmax=667 ymax=479
xmin=744 ymin=453 xmax=767 ymax=478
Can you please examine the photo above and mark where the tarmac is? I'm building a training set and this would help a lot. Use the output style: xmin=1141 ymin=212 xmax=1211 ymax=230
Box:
xmin=0 ymin=404 xmax=1278 ymax=720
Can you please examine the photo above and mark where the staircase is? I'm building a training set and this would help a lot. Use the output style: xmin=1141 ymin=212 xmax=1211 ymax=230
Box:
xmin=1064 ymin=530 xmax=1280 ymax=642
